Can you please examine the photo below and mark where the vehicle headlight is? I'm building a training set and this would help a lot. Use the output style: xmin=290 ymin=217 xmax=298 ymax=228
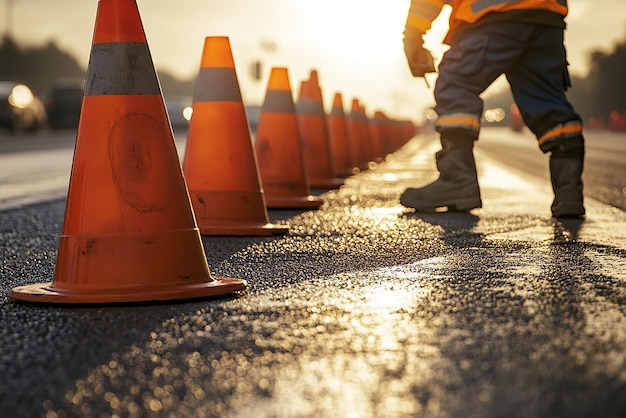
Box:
xmin=8 ymin=84 xmax=34 ymax=109
xmin=484 ymin=108 xmax=505 ymax=123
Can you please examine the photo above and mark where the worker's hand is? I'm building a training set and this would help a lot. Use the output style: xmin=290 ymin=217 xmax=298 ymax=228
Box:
xmin=403 ymin=26 xmax=436 ymax=77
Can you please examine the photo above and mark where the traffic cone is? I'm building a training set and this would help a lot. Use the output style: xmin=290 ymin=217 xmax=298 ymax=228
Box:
xmin=9 ymin=0 xmax=245 ymax=304
xmin=255 ymin=67 xmax=323 ymax=209
xmin=370 ymin=110 xmax=389 ymax=162
xmin=348 ymin=99 xmax=372 ymax=171
xmin=296 ymin=71 xmax=343 ymax=189
xmin=359 ymin=102 xmax=378 ymax=165
xmin=327 ymin=92 xmax=355 ymax=177
xmin=183 ymin=37 xmax=289 ymax=236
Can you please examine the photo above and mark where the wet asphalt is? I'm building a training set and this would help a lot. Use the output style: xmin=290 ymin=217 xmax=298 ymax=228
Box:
xmin=1 ymin=133 xmax=626 ymax=418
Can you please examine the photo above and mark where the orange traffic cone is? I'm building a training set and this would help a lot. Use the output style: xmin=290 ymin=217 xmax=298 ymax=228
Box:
xmin=9 ymin=0 xmax=245 ymax=304
xmin=348 ymin=99 xmax=372 ymax=171
xmin=370 ymin=110 xmax=389 ymax=162
xmin=360 ymin=102 xmax=378 ymax=165
xmin=296 ymin=71 xmax=343 ymax=189
xmin=255 ymin=67 xmax=323 ymax=209
xmin=183 ymin=37 xmax=289 ymax=236
xmin=327 ymin=92 xmax=355 ymax=177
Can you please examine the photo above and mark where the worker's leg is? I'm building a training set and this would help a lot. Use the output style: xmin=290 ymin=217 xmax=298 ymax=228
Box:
xmin=507 ymin=25 xmax=585 ymax=217
xmin=402 ymin=22 xmax=532 ymax=211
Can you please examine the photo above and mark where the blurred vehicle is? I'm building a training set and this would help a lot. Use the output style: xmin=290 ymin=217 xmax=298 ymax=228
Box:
xmin=45 ymin=79 xmax=84 ymax=130
xmin=165 ymin=96 xmax=193 ymax=128
xmin=0 ymin=81 xmax=47 ymax=133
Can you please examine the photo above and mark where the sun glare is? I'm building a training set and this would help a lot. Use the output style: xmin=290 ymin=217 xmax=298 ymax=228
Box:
xmin=295 ymin=1 xmax=411 ymax=62
xmin=279 ymin=1 xmax=441 ymax=115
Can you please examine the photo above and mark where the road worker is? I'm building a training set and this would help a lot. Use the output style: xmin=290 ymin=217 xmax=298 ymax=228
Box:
xmin=401 ymin=0 xmax=585 ymax=218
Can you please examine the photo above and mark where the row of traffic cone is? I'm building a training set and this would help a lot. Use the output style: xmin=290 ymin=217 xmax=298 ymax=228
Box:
xmin=9 ymin=0 xmax=415 ymax=306
xmin=185 ymin=40 xmax=415 ymax=230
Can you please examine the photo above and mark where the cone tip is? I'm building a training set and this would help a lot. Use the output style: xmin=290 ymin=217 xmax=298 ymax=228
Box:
xmin=309 ymin=69 xmax=319 ymax=85
xmin=92 ymin=0 xmax=147 ymax=44
xmin=332 ymin=92 xmax=343 ymax=107
xmin=268 ymin=67 xmax=291 ymax=91
xmin=298 ymin=79 xmax=315 ymax=100
xmin=201 ymin=36 xmax=235 ymax=68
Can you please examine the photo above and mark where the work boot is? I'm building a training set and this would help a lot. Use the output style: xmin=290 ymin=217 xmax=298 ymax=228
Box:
xmin=400 ymin=136 xmax=482 ymax=211
xmin=550 ymin=157 xmax=585 ymax=218
xmin=547 ymin=134 xmax=585 ymax=218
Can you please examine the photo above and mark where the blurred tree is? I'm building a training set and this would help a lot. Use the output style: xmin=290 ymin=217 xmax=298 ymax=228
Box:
xmin=0 ymin=35 xmax=21 ymax=78
xmin=577 ymin=37 xmax=626 ymax=119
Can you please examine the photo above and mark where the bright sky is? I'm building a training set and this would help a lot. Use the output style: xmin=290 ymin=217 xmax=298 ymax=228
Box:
xmin=4 ymin=0 xmax=626 ymax=119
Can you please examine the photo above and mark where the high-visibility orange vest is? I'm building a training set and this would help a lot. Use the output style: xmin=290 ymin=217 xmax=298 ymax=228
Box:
xmin=450 ymin=0 xmax=567 ymax=24
xmin=407 ymin=0 xmax=568 ymax=41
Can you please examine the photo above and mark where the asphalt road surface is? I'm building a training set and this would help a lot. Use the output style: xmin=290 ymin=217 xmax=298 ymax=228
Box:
xmin=1 ymin=127 xmax=625 ymax=418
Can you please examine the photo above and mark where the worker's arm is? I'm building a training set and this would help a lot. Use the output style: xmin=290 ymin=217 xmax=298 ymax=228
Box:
xmin=403 ymin=0 xmax=445 ymax=77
